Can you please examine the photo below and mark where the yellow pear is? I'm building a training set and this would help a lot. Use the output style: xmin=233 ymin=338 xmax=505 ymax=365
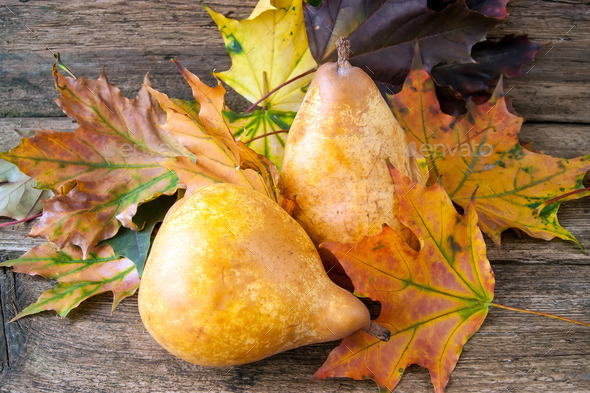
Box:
xmin=279 ymin=38 xmax=421 ymax=251
xmin=138 ymin=183 xmax=370 ymax=367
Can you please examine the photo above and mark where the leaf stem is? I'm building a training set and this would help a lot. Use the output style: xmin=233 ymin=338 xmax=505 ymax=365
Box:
xmin=533 ymin=187 xmax=590 ymax=215
xmin=245 ymin=68 xmax=317 ymax=113
xmin=490 ymin=302 xmax=590 ymax=327
xmin=0 ymin=213 xmax=42 ymax=228
xmin=242 ymin=129 xmax=289 ymax=144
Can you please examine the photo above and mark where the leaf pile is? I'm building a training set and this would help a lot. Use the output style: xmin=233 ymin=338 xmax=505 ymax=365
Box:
xmin=0 ymin=60 xmax=278 ymax=318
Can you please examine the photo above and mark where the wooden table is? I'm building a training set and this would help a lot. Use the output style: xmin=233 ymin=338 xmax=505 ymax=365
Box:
xmin=1 ymin=1 xmax=589 ymax=392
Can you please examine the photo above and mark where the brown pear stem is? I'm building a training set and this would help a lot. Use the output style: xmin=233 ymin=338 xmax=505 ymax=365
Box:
xmin=336 ymin=37 xmax=350 ymax=70
xmin=362 ymin=321 xmax=391 ymax=342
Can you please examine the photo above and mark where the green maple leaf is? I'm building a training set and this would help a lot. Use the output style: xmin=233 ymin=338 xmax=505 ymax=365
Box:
xmin=0 ymin=242 xmax=139 ymax=320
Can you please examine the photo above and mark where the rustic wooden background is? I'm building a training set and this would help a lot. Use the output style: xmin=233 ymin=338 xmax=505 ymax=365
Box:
xmin=1 ymin=1 xmax=589 ymax=392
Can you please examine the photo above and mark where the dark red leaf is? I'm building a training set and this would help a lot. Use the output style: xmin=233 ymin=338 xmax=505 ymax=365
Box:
xmin=432 ymin=35 xmax=541 ymax=115
xmin=304 ymin=0 xmax=499 ymax=94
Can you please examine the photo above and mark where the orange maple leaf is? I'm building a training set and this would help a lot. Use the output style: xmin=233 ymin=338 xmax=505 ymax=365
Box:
xmin=314 ymin=166 xmax=494 ymax=393
xmin=389 ymin=53 xmax=590 ymax=247
xmin=0 ymin=68 xmax=186 ymax=257
xmin=0 ymin=242 xmax=139 ymax=320
xmin=146 ymin=61 xmax=281 ymax=202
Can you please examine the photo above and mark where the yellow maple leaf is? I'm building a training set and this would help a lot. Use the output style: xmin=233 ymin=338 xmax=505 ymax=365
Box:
xmin=207 ymin=0 xmax=317 ymax=167
xmin=207 ymin=0 xmax=316 ymax=112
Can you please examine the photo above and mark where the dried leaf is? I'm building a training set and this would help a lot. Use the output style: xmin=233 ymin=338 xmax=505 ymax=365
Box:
xmin=147 ymin=62 xmax=281 ymax=202
xmin=432 ymin=35 xmax=541 ymax=115
xmin=389 ymin=52 xmax=590 ymax=246
xmin=0 ymin=158 xmax=52 ymax=220
xmin=0 ymin=68 xmax=186 ymax=257
xmin=237 ymin=140 xmax=281 ymax=202
xmin=430 ymin=0 xmax=509 ymax=18
xmin=0 ymin=242 xmax=139 ymax=320
xmin=315 ymin=166 xmax=494 ymax=393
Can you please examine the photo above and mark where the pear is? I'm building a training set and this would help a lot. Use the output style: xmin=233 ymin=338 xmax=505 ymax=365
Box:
xmin=278 ymin=38 xmax=421 ymax=253
xmin=138 ymin=183 xmax=370 ymax=367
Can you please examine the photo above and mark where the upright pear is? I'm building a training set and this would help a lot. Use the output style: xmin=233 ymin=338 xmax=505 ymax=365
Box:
xmin=279 ymin=38 xmax=421 ymax=252
xmin=138 ymin=183 xmax=370 ymax=367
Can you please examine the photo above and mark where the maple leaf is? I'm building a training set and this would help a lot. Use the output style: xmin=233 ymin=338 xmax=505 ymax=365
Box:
xmin=224 ymin=109 xmax=295 ymax=167
xmin=147 ymin=61 xmax=281 ymax=203
xmin=429 ymin=0 xmax=509 ymax=18
xmin=303 ymin=0 xmax=538 ymax=106
xmin=0 ymin=67 xmax=187 ymax=257
xmin=207 ymin=0 xmax=317 ymax=166
xmin=432 ymin=35 xmax=541 ymax=115
xmin=0 ymin=242 xmax=139 ymax=320
xmin=389 ymin=52 xmax=590 ymax=246
xmin=207 ymin=0 xmax=316 ymax=111
xmin=314 ymin=166 xmax=494 ymax=393
xmin=0 ymin=158 xmax=52 ymax=220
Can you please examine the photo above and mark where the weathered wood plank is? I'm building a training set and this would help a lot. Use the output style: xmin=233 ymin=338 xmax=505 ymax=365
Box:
xmin=1 ymin=0 xmax=590 ymax=122
xmin=0 ymin=271 xmax=7 ymax=372
xmin=0 ymin=267 xmax=28 ymax=377
xmin=0 ymin=262 xmax=588 ymax=393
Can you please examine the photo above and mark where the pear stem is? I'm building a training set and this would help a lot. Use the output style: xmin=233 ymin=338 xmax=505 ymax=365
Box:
xmin=336 ymin=37 xmax=350 ymax=70
xmin=362 ymin=321 xmax=391 ymax=342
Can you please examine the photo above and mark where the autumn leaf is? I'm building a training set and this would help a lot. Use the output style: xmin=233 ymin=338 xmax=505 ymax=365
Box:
xmin=303 ymin=0 xmax=538 ymax=106
xmin=147 ymin=61 xmax=281 ymax=202
xmin=208 ymin=0 xmax=316 ymax=111
xmin=0 ymin=67 xmax=187 ymax=257
xmin=207 ymin=0 xmax=317 ymax=165
xmin=0 ymin=242 xmax=139 ymax=320
xmin=389 ymin=52 xmax=590 ymax=246
xmin=431 ymin=35 xmax=541 ymax=115
xmin=224 ymin=109 xmax=295 ymax=166
xmin=315 ymin=166 xmax=494 ymax=393
xmin=0 ymin=158 xmax=52 ymax=220
xmin=103 ymin=194 xmax=178 ymax=277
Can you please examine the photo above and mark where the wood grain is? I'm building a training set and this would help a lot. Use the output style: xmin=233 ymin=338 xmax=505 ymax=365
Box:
xmin=0 ymin=0 xmax=589 ymax=121
xmin=1 ymin=0 xmax=590 ymax=392
xmin=0 ymin=263 xmax=587 ymax=393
